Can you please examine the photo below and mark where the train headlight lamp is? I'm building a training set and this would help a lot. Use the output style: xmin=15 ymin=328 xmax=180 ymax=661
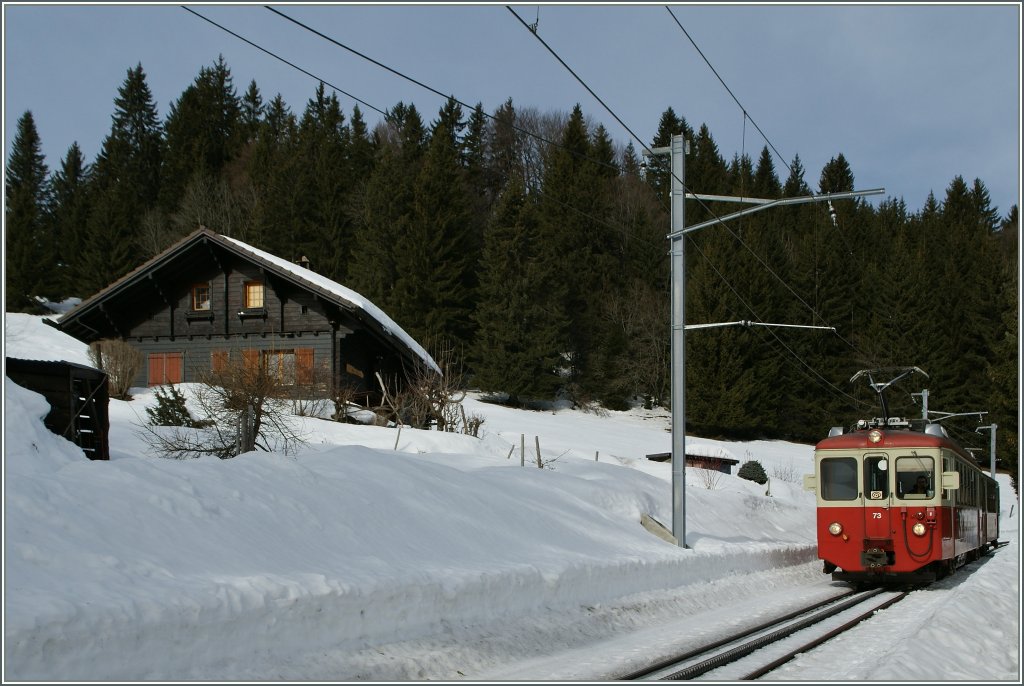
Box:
xmin=912 ymin=522 xmax=927 ymax=537
xmin=828 ymin=522 xmax=843 ymax=536
xmin=868 ymin=429 xmax=883 ymax=444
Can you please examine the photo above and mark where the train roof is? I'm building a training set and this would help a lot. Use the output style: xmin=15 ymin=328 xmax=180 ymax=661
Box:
xmin=815 ymin=420 xmax=974 ymax=463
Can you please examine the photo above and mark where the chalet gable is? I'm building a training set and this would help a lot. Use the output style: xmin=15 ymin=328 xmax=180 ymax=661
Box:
xmin=53 ymin=229 xmax=438 ymax=393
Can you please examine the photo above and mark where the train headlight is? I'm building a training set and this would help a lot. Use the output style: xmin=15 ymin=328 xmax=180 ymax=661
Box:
xmin=868 ymin=429 xmax=883 ymax=444
xmin=912 ymin=522 xmax=927 ymax=537
xmin=828 ymin=522 xmax=843 ymax=536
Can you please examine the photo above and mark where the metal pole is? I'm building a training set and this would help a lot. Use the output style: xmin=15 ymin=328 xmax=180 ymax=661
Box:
xmin=990 ymin=424 xmax=997 ymax=478
xmin=670 ymin=134 xmax=687 ymax=548
xmin=912 ymin=388 xmax=930 ymax=420
xmin=977 ymin=424 xmax=998 ymax=478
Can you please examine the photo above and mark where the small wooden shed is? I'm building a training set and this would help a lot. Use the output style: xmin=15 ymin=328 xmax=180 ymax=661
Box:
xmin=646 ymin=451 xmax=740 ymax=474
xmin=6 ymin=357 xmax=110 ymax=460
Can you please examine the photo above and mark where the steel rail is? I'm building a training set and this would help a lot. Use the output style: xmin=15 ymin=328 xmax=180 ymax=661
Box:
xmin=620 ymin=588 xmax=862 ymax=680
xmin=657 ymin=589 xmax=894 ymax=680
xmin=740 ymin=591 xmax=908 ymax=679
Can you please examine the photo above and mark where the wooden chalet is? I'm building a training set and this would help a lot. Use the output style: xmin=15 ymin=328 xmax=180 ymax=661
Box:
xmin=52 ymin=229 xmax=439 ymax=403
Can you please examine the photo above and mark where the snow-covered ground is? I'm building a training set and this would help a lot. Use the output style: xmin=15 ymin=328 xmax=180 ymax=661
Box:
xmin=3 ymin=312 xmax=1020 ymax=682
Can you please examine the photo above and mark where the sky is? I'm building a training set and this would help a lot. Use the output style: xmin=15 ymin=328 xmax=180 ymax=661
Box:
xmin=3 ymin=310 xmax=1020 ymax=681
xmin=2 ymin=2 xmax=1021 ymax=217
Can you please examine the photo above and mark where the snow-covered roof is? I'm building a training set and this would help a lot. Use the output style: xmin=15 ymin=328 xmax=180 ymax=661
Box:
xmin=55 ymin=228 xmax=440 ymax=374
xmin=219 ymin=235 xmax=440 ymax=374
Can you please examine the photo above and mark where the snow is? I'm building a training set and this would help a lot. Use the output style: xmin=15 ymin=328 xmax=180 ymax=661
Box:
xmin=3 ymin=312 xmax=1020 ymax=682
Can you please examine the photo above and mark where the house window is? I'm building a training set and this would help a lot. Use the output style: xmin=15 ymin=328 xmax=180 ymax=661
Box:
xmin=262 ymin=348 xmax=314 ymax=385
xmin=244 ymin=281 xmax=264 ymax=309
xmin=192 ymin=284 xmax=211 ymax=311
xmin=148 ymin=352 xmax=184 ymax=386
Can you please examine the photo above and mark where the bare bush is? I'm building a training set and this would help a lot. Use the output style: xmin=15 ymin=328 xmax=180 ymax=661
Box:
xmin=697 ymin=466 xmax=724 ymax=490
xmin=331 ymin=378 xmax=373 ymax=424
xmin=138 ymin=349 xmax=307 ymax=459
xmin=375 ymin=338 xmax=480 ymax=436
xmin=290 ymin=358 xmax=333 ymax=418
xmin=771 ymin=461 xmax=800 ymax=484
xmin=88 ymin=339 xmax=143 ymax=400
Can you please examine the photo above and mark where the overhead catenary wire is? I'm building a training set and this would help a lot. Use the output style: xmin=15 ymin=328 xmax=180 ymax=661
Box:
xmin=190 ymin=5 xmax=883 ymax=398
xmin=261 ymin=5 xmax=625 ymax=179
xmin=182 ymin=5 xmax=665 ymax=263
xmin=685 ymin=236 xmax=874 ymax=411
xmin=664 ymin=5 xmax=794 ymax=179
xmin=506 ymin=5 xmax=888 ymax=391
xmin=664 ymin=4 xmax=867 ymax=282
xmin=181 ymin=6 xmax=387 ymax=117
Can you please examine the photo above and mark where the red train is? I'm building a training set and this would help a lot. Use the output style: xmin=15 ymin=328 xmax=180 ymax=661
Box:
xmin=804 ymin=369 xmax=1001 ymax=584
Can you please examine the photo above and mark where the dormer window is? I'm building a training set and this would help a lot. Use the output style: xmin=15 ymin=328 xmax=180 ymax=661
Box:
xmin=192 ymin=284 xmax=211 ymax=311
xmin=244 ymin=281 xmax=264 ymax=309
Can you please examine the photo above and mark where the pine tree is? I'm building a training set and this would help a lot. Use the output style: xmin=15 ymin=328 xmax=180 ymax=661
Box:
xmin=486 ymin=98 xmax=524 ymax=198
xmin=246 ymin=93 xmax=299 ymax=252
xmin=286 ymin=83 xmax=351 ymax=281
xmin=536 ymin=105 xmax=611 ymax=397
xmin=5 ymin=111 xmax=52 ymax=311
xmin=686 ymin=124 xmax=729 ymax=226
xmin=50 ymin=142 xmax=92 ymax=298
xmin=647 ymin=107 xmax=692 ymax=202
xmin=348 ymin=103 xmax=425 ymax=312
xmin=472 ymin=175 xmax=566 ymax=404
xmin=160 ymin=55 xmax=242 ymax=212
xmin=240 ymin=79 xmax=264 ymax=143
xmin=79 ymin=64 xmax=163 ymax=294
xmin=391 ymin=102 xmax=478 ymax=346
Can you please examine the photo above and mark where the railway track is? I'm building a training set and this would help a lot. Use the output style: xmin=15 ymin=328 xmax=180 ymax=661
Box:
xmin=623 ymin=587 xmax=908 ymax=680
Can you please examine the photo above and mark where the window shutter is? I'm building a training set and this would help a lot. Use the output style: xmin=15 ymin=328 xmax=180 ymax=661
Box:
xmin=148 ymin=354 xmax=165 ymax=386
xmin=296 ymin=348 xmax=314 ymax=385
xmin=212 ymin=350 xmax=229 ymax=373
xmin=166 ymin=352 xmax=184 ymax=384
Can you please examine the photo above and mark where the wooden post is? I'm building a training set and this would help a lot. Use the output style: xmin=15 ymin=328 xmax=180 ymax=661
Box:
xmin=520 ymin=434 xmax=525 ymax=467
xmin=394 ymin=424 xmax=402 ymax=451
xmin=506 ymin=445 xmax=515 ymax=460
xmin=535 ymin=435 xmax=542 ymax=468
xmin=595 ymin=451 xmax=599 ymax=462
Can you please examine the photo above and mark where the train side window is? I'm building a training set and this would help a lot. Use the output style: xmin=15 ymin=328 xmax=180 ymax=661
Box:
xmin=896 ymin=455 xmax=935 ymax=499
xmin=820 ymin=457 xmax=858 ymax=501
xmin=864 ymin=455 xmax=889 ymax=500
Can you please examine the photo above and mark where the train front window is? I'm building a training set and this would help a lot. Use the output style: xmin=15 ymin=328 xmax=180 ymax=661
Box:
xmin=864 ymin=455 xmax=889 ymax=500
xmin=897 ymin=455 xmax=935 ymax=499
xmin=820 ymin=457 xmax=858 ymax=501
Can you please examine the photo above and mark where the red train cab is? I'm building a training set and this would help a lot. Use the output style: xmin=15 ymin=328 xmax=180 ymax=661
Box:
xmin=805 ymin=418 xmax=999 ymax=584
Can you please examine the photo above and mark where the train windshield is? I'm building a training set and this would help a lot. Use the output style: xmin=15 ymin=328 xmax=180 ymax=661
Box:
xmin=896 ymin=455 xmax=935 ymax=499
xmin=820 ymin=457 xmax=858 ymax=501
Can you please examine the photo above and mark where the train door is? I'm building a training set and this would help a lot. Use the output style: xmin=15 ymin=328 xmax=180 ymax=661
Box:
xmin=862 ymin=453 xmax=891 ymax=539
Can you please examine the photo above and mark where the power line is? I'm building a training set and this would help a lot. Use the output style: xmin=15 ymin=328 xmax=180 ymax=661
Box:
xmin=262 ymin=5 xmax=626 ymax=179
xmin=685 ymin=236 xmax=873 ymax=411
xmin=506 ymin=4 xmax=884 ymax=393
xmin=192 ymin=4 xmax=880 ymax=393
xmin=181 ymin=6 xmax=387 ymax=117
xmin=664 ymin=5 xmax=794 ymax=178
xmin=184 ymin=5 xmax=666 ymax=259
xmin=505 ymin=6 xmax=652 ymax=160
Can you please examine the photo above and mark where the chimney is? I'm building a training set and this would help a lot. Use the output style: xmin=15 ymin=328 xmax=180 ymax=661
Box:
xmin=297 ymin=255 xmax=311 ymax=271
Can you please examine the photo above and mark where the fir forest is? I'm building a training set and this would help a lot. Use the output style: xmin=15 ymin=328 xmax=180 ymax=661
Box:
xmin=5 ymin=57 xmax=1018 ymax=482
